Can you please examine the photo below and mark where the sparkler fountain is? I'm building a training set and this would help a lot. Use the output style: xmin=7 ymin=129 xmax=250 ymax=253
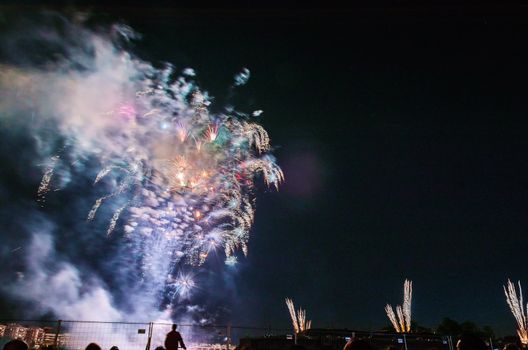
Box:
xmin=504 ymin=279 xmax=528 ymax=346
xmin=385 ymin=279 xmax=412 ymax=333
xmin=285 ymin=298 xmax=312 ymax=334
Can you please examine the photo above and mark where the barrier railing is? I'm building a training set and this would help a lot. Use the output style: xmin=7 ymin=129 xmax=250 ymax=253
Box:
xmin=0 ymin=320 xmax=289 ymax=350
xmin=0 ymin=320 xmax=467 ymax=350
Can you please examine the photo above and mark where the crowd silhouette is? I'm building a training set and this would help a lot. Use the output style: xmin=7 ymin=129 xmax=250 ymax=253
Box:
xmin=1 ymin=329 xmax=522 ymax=350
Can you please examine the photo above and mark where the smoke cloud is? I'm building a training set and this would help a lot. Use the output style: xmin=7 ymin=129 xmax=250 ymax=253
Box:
xmin=0 ymin=12 xmax=282 ymax=326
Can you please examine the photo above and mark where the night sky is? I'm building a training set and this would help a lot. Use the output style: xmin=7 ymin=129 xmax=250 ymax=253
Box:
xmin=2 ymin=1 xmax=528 ymax=336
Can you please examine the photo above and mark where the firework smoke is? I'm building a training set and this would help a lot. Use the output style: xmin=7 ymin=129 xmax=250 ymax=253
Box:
xmin=285 ymin=298 xmax=311 ymax=333
xmin=385 ymin=279 xmax=412 ymax=333
xmin=0 ymin=15 xmax=282 ymax=322
xmin=504 ymin=279 xmax=528 ymax=346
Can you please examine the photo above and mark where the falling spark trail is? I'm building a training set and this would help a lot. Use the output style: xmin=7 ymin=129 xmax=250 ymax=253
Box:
xmin=37 ymin=155 xmax=60 ymax=203
xmin=107 ymin=204 xmax=128 ymax=236
xmin=504 ymin=279 xmax=528 ymax=346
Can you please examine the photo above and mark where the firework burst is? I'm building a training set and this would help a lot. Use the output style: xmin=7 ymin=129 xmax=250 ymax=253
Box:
xmin=10 ymin=23 xmax=285 ymax=313
xmin=504 ymin=279 xmax=528 ymax=346
xmin=385 ymin=279 xmax=412 ymax=333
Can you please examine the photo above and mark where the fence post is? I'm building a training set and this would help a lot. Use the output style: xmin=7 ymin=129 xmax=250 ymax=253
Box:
xmin=227 ymin=323 xmax=231 ymax=350
xmin=145 ymin=322 xmax=153 ymax=350
xmin=53 ymin=320 xmax=62 ymax=349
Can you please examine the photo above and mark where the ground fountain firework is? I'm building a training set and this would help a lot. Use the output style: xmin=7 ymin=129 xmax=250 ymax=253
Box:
xmin=385 ymin=279 xmax=412 ymax=333
xmin=0 ymin=18 xmax=282 ymax=321
xmin=285 ymin=298 xmax=311 ymax=334
xmin=504 ymin=279 xmax=528 ymax=346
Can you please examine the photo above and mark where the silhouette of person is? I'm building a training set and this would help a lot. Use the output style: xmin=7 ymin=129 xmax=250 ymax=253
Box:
xmin=456 ymin=335 xmax=487 ymax=350
xmin=290 ymin=345 xmax=306 ymax=350
xmin=3 ymin=339 xmax=28 ymax=350
xmin=343 ymin=338 xmax=373 ymax=350
xmin=503 ymin=344 xmax=519 ymax=350
xmin=165 ymin=324 xmax=187 ymax=350
xmin=110 ymin=346 xmax=119 ymax=350
xmin=85 ymin=343 xmax=102 ymax=350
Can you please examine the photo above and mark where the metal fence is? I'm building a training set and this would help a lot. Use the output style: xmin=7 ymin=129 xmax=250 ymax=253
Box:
xmin=346 ymin=331 xmax=453 ymax=350
xmin=239 ymin=329 xmax=456 ymax=350
xmin=61 ymin=321 xmax=151 ymax=350
xmin=0 ymin=320 xmax=289 ymax=350
xmin=0 ymin=320 xmax=495 ymax=350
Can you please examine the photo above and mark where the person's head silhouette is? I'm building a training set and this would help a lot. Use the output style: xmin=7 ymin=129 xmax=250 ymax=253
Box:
xmin=456 ymin=335 xmax=487 ymax=350
xmin=344 ymin=339 xmax=372 ymax=350
xmin=85 ymin=343 xmax=102 ymax=350
xmin=172 ymin=324 xmax=178 ymax=331
xmin=3 ymin=339 xmax=28 ymax=350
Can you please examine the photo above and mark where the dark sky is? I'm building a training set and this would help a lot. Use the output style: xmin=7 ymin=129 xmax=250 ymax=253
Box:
xmin=3 ymin=1 xmax=528 ymax=336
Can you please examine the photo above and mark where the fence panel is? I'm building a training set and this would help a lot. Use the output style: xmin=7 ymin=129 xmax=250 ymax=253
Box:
xmin=0 ymin=319 xmax=457 ymax=350
xmin=234 ymin=326 xmax=293 ymax=350
xmin=60 ymin=321 xmax=150 ymax=350
xmin=350 ymin=331 xmax=451 ymax=350
xmin=151 ymin=323 xmax=231 ymax=350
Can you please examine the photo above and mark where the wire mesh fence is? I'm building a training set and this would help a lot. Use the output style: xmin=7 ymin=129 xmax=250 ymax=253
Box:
xmin=0 ymin=320 xmax=290 ymax=350
xmin=0 ymin=320 xmax=461 ymax=350
xmin=239 ymin=329 xmax=455 ymax=350
xmin=151 ymin=323 xmax=228 ymax=350
xmin=60 ymin=321 xmax=151 ymax=350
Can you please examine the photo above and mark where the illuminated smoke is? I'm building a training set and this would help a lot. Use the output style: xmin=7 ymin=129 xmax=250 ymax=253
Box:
xmin=0 ymin=16 xmax=282 ymax=321
xmin=504 ymin=279 xmax=528 ymax=345
xmin=385 ymin=279 xmax=412 ymax=333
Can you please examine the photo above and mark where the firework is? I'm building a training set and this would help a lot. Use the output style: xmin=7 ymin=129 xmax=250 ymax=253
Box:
xmin=36 ymin=155 xmax=60 ymax=203
xmin=172 ymin=272 xmax=196 ymax=299
xmin=385 ymin=279 xmax=412 ymax=333
xmin=285 ymin=298 xmax=311 ymax=333
xmin=385 ymin=304 xmax=401 ymax=333
xmin=21 ymin=26 xmax=283 ymax=312
xmin=504 ymin=280 xmax=528 ymax=346
xmin=403 ymin=279 xmax=412 ymax=331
